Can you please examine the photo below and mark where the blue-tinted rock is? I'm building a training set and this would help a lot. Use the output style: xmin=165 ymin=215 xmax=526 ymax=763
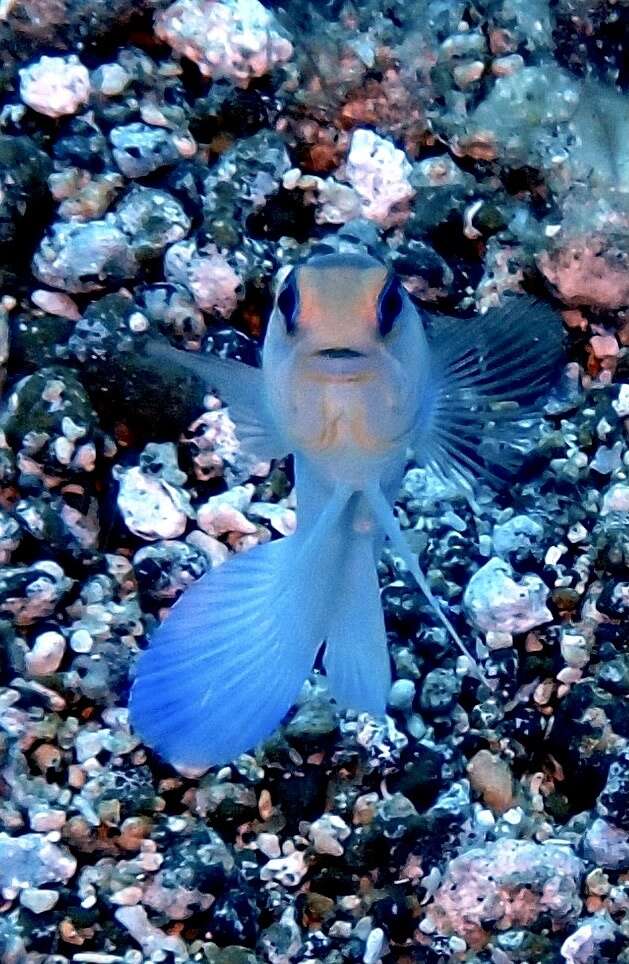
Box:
xmin=110 ymin=123 xmax=181 ymax=178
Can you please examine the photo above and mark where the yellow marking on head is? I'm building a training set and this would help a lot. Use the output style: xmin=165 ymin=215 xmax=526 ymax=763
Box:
xmin=297 ymin=263 xmax=388 ymax=346
xmin=350 ymin=411 xmax=390 ymax=453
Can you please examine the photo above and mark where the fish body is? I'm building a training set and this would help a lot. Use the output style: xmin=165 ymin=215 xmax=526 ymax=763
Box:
xmin=129 ymin=252 xmax=563 ymax=771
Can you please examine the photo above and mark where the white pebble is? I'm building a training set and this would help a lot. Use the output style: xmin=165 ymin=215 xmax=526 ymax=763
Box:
xmin=25 ymin=631 xmax=66 ymax=676
xmin=363 ymin=927 xmax=385 ymax=964
xmin=20 ymin=888 xmax=59 ymax=913
xmin=30 ymin=809 xmax=67 ymax=832
xmin=116 ymin=467 xmax=188 ymax=541
xmin=260 ymin=850 xmax=307 ymax=886
xmin=464 ymin=557 xmax=552 ymax=633
xmin=155 ymin=0 xmax=293 ymax=85
xmin=128 ymin=311 xmax=149 ymax=333
xmin=345 ymin=129 xmax=414 ymax=224
xmin=53 ymin=436 xmax=75 ymax=466
xmin=93 ymin=63 xmax=131 ymax=96
xmin=602 ymin=482 xmax=629 ymax=514
xmin=61 ymin=417 xmax=87 ymax=441
xmin=31 ymin=290 xmax=81 ymax=320
xmin=612 ymin=384 xmax=629 ymax=418
xmin=388 ymin=678 xmax=415 ymax=711
xmin=20 ymin=55 xmax=91 ymax=118
xmin=186 ymin=530 xmax=230 ymax=567
xmin=70 ymin=629 xmax=93 ymax=653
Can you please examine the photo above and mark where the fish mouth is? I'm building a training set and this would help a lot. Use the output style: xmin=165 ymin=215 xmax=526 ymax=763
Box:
xmin=304 ymin=347 xmax=375 ymax=383
xmin=315 ymin=348 xmax=367 ymax=359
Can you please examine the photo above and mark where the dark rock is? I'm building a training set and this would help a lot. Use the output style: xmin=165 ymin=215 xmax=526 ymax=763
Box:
xmin=419 ymin=668 xmax=461 ymax=716
xmin=53 ymin=117 xmax=110 ymax=173
xmin=0 ymin=135 xmax=51 ymax=284
xmin=209 ymin=888 xmax=259 ymax=947
xmin=386 ymin=745 xmax=444 ymax=810
xmin=8 ymin=313 xmax=74 ymax=375
xmin=597 ymin=749 xmax=629 ymax=831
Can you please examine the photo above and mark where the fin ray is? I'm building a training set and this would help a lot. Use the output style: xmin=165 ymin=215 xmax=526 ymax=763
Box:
xmin=418 ymin=297 xmax=563 ymax=488
xmin=130 ymin=487 xmax=352 ymax=769
xmin=144 ymin=339 xmax=285 ymax=459
xmin=323 ymin=530 xmax=391 ymax=715
xmin=365 ymin=486 xmax=491 ymax=687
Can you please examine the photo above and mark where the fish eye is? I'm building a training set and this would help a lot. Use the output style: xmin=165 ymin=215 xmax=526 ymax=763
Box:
xmin=377 ymin=275 xmax=405 ymax=337
xmin=276 ymin=271 xmax=300 ymax=334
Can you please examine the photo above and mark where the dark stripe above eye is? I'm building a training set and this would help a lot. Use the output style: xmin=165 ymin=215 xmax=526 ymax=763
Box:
xmin=377 ymin=274 xmax=404 ymax=336
xmin=277 ymin=271 xmax=300 ymax=333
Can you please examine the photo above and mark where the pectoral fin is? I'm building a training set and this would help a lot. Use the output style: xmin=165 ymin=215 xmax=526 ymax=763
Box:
xmin=417 ymin=297 xmax=564 ymax=489
xmin=143 ymin=339 xmax=285 ymax=459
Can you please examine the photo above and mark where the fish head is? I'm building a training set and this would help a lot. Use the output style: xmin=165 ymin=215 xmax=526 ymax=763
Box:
xmin=264 ymin=251 xmax=428 ymax=382
xmin=263 ymin=252 xmax=430 ymax=469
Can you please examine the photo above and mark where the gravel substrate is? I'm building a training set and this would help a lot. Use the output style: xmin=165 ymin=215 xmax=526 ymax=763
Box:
xmin=0 ymin=1 xmax=628 ymax=962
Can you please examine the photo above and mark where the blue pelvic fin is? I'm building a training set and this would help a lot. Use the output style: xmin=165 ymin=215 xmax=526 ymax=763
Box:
xmin=129 ymin=488 xmax=351 ymax=771
xmin=366 ymin=486 xmax=491 ymax=688
xmin=323 ymin=530 xmax=391 ymax=716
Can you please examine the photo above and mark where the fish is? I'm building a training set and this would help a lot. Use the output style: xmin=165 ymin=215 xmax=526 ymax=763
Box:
xmin=129 ymin=251 xmax=563 ymax=771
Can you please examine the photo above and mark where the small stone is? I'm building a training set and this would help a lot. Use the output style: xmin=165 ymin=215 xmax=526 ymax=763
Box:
xmin=485 ymin=631 xmax=513 ymax=651
xmin=33 ymin=219 xmax=138 ymax=293
xmin=155 ymin=0 xmax=293 ymax=85
xmin=601 ymin=482 xmax=629 ymax=515
xmin=110 ymin=886 xmax=143 ymax=906
xmin=612 ymin=384 xmax=629 ymax=418
xmin=186 ymin=530 xmax=230 ymax=567
xmin=25 ymin=630 xmax=66 ymax=676
xmin=493 ymin=515 xmax=545 ymax=561
xmin=453 ymin=61 xmax=484 ymax=88
xmin=583 ymin=818 xmax=629 ymax=869
xmin=257 ymin=833 xmax=281 ymax=858
xmin=70 ymin=629 xmax=93 ymax=653
xmin=115 ymin=466 xmax=188 ymax=541
xmin=591 ymin=334 xmax=619 ymax=360
xmin=197 ymin=486 xmax=256 ymax=538
xmin=30 ymin=810 xmax=66 ymax=832
xmin=115 ymin=905 xmax=187 ymax=959
xmin=345 ymin=129 xmax=414 ymax=225
xmin=420 ymin=669 xmax=460 ymax=716
xmin=260 ymin=850 xmax=308 ymax=886
xmin=467 ymin=750 xmax=514 ymax=813
xmin=363 ymin=927 xmax=385 ymax=964
xmin=567 ymin=523 xmax=588 ymax=544
xmin=110 ymin=123 xmax=180 ymax=179
xmin=308 ymin=815 xmax=351 ymax=857
xmin=20 ymin=55 xmax=90 ymax=118
xmin=560 ymin=914 xmax=618 ymax=964
xmin=560 ymin=632 xmax=590 ymax=668
xmin=92 ymin=63 xmax=131 ymax=96
xmin=53 ymin=436 xmax=74 ymax=465
xmin=464 ymin=558 xmax=552 ymax=634
xmin=0 ymin=832 xmax=76 ymax=888
xmin=19 ymin=888 xmax=59 ymax=913
xmin=164 ymin=240 xmax=240 ymax=317
xmin=31 ymin=290 xmax=81 ymax=320
xmin=115 ymin=186 xmax=191 ymax=259
xmin=492 ymin=54 xmax=524 ymax=76
xmin=388 ymin=678 xmax=416 ymax=711
xmin=596 ymin=750 xmax=629 ymax=830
